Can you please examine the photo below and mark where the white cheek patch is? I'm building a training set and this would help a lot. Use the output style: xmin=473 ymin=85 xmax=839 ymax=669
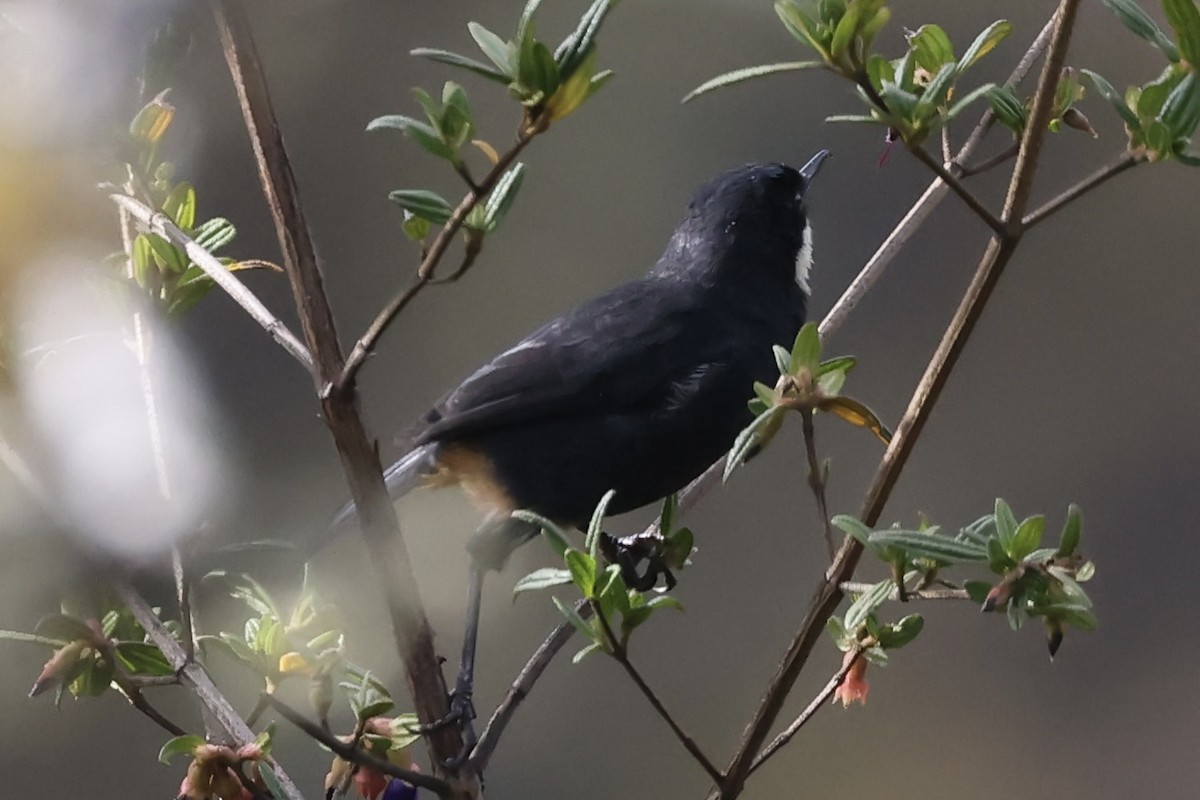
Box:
xmin=794 ymin=222 xmax=813 ymax=295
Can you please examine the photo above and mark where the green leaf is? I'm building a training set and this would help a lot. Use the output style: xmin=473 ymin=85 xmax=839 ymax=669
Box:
xmin=776 ymin=0 xmax=827 ymax=57
xmin=258 ymin=764 xmax=288 ymax=800
xmin=1076 ymin=560 xmax=1096 ymax=581
xmin=410 ymin=48 xmax=511 ymax=83
xmin=826 ymin=615 xmax=848 ymax=646
xmin=512 ymin=509 xmax=574 ymax=558
xmin=553 ymin=596 xmax=598 ymax=644
xmin=920 ymin=62 xmax=959 ymax=110
xmin=34 ymin=613 xmax=94 ymax=644
xmin=866 ymin=54 xmax=894 ymax=91
xmin=114 ymin=642 xmax=173 ymax=676
xmin=773 ymin=345 xmax=792 ymax=375
xmin=1010 ymin=515 xmax=1045 ymax=561
xmin=994 ymin=498 xmax=1018 ymax=552
xmin=145 ymin=232 xmax=187 ymax=274
xmin=131 ymin=234 xmax=154 ymax=287
xmin=572 ymin=642 xmax=602 ymax=663
xmin=203 ymin=570 xmax=280 ymax=618
xmin=1100 ymin=0 xmax=1181 ymax=60
xmin=906 ymin=24 xmax=955 ymax=72
xmin=483 ymin=162 xmax=526 ymax=231
xmin=1164 ymin=0 xmax=1200 ymax=65
xmin=659 ymin=493 xmax=678 ymax=536
xmin=987 ymin=84 xmax=1028 ymax=133
xmin=193 ymin=217 xmax=236 ymax=253
xmin=162 ymin=182 xmax=197 ymax=231
xmin=868 ymin=530 xmax=988 ymax=563
xmin=519 ymin=41 xmax=561 ymax=99
xmin=387 ymin=189 xmax=453 ymax=224
xmin=946 ymin=82 xmax=997 ymax=120
xmin=1082 ymin=69 xmax=1144 ymax=130
xmin=964 ymin=580 xmax=993 ymax=604
xmin=844 ymin=579 xmax=893 ymax=630
xmin=682 ymin=61 xmax=822 ymax=103
xmin=876 ymin=613 xmax=924 ymax=649
xmin=724 ymin=406 xmax=784 ymax=482
xmin=158 ymin=734 xmax=205 ymax=764
xmin=829 ymin=1 xmax=863 ymax=59
xmin=826 ymin=114 xmax=880 ymax=124
xmin=367 ymin=115 xmax=456 ymax=161
xmin=513 ymin=567 xmax=573 ymax=596
xmin=401 ymin=211 xmax=431 ymax=243
xmin=987 ymin=537 xmax=1016 ymax=574
xmin=862 ymin=645 xmax=890 ymax=667
xmin=565 ymin=549 xmax=598 ymax=597
xmin=518 ymin=0 xmax=543 ymax=44
xmin=789 ymin=322 xmax=821 ymax=374
xmin=958 ymin=20 xmax=1012 ymax=69
xmin=832 ymin=514 xmax=876 ymax=552
xmin=585 ymin=488 xmax=617 ymax=557
xmin=817 ymin=355 xmax=856 ymax=376
xmin=646 ymin=595 xmax=684 ymax=613
xmin=555 ymin=0 xmax=617 ymax=79
xmin=1161 ymin=71 xmax=1200 ymax=138
xmin=468 ymin=22 xmax=514 ymax=75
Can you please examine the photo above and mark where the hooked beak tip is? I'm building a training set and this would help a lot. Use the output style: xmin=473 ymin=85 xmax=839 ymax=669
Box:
xmin=800 ymin=149 xmax=831 ymax=183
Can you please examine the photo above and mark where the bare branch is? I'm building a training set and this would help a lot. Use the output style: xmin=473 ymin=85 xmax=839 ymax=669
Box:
xmin=1022 ymin=152 xmax=1143 ymax=229
xmin=800 ymin=410 xmax=835 ymax=562
xmin=838 ymin=582 xmax=969 ymax=600
xmin=261 ymin=694 xmax=452 ymax=797
xmin=907 ymin=144 xmax=1009 ymax=237
xmin=593 ymin=604 xmax=724 ymax=785
xmin=109 ymin=194 xmax=315 ymax=373
xmin=209 ymin=0 xmax=470 ymax=784
xmin=115 ymin=582 xmax=308 ymax=800
xmin=747 ymin=650 xmax=861 ymax=776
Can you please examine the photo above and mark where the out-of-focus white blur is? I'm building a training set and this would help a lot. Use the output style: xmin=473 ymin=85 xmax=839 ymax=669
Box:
xmin=10 ymin=257 xmax=224 ymax=558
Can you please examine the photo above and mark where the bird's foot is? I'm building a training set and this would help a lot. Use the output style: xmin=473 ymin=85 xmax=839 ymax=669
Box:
xmin=413 ymin=681 xmax=477 ymax=768
xmin=600 ymin=531 xmax=677 ymax=591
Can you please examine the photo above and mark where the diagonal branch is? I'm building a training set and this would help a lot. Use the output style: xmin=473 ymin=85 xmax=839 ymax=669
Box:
xmin=1021 ymin=151 xmax=1143 ymax=229
xmin=115 ymin=582 xmax=308 ymax=800
xmin=110 ymin=194 xmax=315 ymax=373
xmin=334 ymin=134 xmax=536 ymax=396
xmin=209 ymin=1 xmax=471 ymax=787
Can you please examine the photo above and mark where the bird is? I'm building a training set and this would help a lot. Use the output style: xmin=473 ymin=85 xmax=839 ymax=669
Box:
xmin=319 ymin=151 xmax=829 ymax=750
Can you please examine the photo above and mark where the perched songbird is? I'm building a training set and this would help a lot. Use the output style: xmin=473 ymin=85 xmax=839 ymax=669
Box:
xmin=322 ymin=151 xmax=829 ymax=743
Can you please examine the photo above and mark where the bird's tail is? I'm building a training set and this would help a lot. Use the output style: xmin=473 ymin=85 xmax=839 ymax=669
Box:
xmin=302 ymin=443 xmax=438 ymax=558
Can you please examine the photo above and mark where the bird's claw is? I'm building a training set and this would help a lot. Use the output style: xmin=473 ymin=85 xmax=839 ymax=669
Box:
xmin=600 ymin=531 xmax=677 ymax=591
xmin=413 ymin=685 xmax=477 ymax=769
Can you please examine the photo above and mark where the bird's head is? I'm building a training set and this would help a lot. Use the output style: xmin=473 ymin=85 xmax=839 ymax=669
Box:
xmin=652 ymin=151 xmax=829 ymax=295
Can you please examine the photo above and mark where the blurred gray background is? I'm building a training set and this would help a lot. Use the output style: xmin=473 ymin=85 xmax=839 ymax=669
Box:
xmin=1 ymin=1 xmax=1197 ymax=798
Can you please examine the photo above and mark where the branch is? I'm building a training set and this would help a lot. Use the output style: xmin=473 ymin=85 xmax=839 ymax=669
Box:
xmin=800 ymin=410 xmax=835 ymax=562
xmin=713 ymin=4 xmax=1081 ymax=797
xmin=334 ymin=134 xmax=535 ymax=395
xmin=261 ymin=694 xmax=451 ymax=797
xmin=907 ymin=144 xmax=1008 ymax=237
xmin=109 ymin=194 xmax=315 ymax=373
xmin=470 ymin=602 xmax=591 ymax=771
xmin=209 ymin=1 xmax=471 ymax=785
xmin=746 ymin=650 xmax=861 ymax=776
xmin=593 ymin=604 xmax=724 ymax=785
xmin=115 ymin=582 xmax=308 ymax=800
xmin=1021 ymin=151 xmax=1143 ymax=229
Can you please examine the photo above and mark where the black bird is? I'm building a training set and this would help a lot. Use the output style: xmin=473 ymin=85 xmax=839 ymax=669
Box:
xmin=323 ymin=151 xmax=828 ymax=749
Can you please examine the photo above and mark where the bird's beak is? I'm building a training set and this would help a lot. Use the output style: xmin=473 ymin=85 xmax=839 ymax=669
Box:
xmin=799 ymin=149 xmax=831 ymax=183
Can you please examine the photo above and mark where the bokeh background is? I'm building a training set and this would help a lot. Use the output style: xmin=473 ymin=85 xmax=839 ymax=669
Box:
xmin=1 ymin=1 xmax=1197 ymax=798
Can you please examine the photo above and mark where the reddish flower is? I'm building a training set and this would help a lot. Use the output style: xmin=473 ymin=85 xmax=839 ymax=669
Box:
xmin=833 ymin=651 xmax=868 ymax=708
xmin=354 ymin=766 xmax=389 ymax=800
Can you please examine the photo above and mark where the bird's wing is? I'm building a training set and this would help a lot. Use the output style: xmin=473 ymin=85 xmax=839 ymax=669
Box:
xmin=415 ymin=278 xmax=710 ymax=443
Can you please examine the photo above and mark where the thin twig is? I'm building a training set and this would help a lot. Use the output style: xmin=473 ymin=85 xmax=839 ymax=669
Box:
xmin=115 ymin=582 xmax=308 ymax=800
xmin=109 ymin=194 xmax=315 ymax=373
xmin=907 ymin=145 xmax=1008 ymax=237
xmin=470 ymin=601 xmax=592 ymax=771
xmin=712 ymin=4 xmax=1081 ymax=797
xmin=333 ymin=134 xmax=535 ymax=396
xmin=261 ymin=694 xmax=451 ymax=797
xmin=960 ymin=142 xmax=1020 ymax=177
xmin=210 ymin=1 xmax=469 ymax=785
xmin=1021 ymin=151 xmax=1143 ymax=229
xmin=746 ymin=650 xmax=861 ymax=776
xmin=800 ymin=409 xmax=835 ymax=562
xmin=592 ymin=603 xmax=724 ymax=785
